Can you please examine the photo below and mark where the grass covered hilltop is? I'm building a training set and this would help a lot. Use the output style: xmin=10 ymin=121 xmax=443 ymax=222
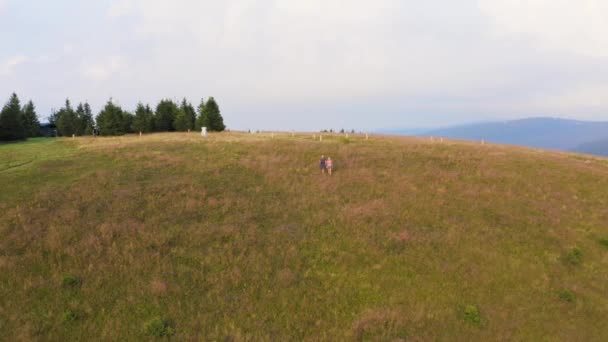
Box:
xmin=1 ymin=132 xmax=608 ymax=340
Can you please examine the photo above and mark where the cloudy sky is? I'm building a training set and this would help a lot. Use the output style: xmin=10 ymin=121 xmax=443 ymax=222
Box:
xmin=1 ymin=0 xmax=607 ymax=130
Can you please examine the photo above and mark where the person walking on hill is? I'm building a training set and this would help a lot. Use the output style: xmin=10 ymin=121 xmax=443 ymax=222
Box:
xmin=326 ymin=157 xmax=333 ymax=175
xmin=320 ymin=155 xmax=327 ymax=174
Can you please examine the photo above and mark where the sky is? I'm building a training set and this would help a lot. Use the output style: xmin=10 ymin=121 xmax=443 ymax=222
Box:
xmin=1 ymin=0 xmax=608 ymax=131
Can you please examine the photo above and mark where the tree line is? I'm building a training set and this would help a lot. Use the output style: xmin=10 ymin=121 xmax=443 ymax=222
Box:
xmin=0 ymin=93 xmax=40 ymax=141
xmin=0 ymin=93 xmax=225 ymax=141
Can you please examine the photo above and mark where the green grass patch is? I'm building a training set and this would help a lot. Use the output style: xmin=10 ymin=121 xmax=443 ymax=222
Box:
xmin=598 ymin=238 xmax=608 ymax=249
xmin=463 ymin=305 xmax=481 ymax=324
xmin=62 ymin=309 xmax=78 ymax=324
xmin=566 ymin=248 xmax=583 ymax=265
xmin=61 ymin=275 xmax=81 ymax=288
xmin=144 ymin=317 xmax=175 ymax=337
xmin=559 ymin=289 xmax=576 ymax=303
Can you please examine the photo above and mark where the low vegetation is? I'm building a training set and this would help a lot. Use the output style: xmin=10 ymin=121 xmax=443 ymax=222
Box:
xmin=1 ymin=132 xmax=608 ymax=340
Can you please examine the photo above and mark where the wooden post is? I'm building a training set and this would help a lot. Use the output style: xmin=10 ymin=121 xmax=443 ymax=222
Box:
xmin=365 ymin=133 xmax=369 ymax=140
xmin=320 ymin=135 xmax=323 ymax=142
xmin=139 ymin=131 xmax=142 ymax=137
xmin=72 ymin=134 xmax=75 ymax=139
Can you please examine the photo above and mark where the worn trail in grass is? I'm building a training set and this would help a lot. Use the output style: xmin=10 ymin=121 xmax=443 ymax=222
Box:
xmin=1 ymin=133 xmax=608 ymax=340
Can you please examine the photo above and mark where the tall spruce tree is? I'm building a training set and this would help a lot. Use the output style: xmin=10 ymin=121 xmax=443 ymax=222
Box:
xmin=75 ymin=103 xmax=85 ymax=136
xmin=96 ymin=99 xmax=126 ymax=136
xmin=195 ymin=98 xmax=207 ymax=131
xmin=56 ymin=99 xmax=78 ymax=136
xmin=204 ymin=97 xmax=225 ymax=132
xmin=122 ymin=111 xmax=134 ymax=134
xmin=180 ymin=98 xmax=196 ymax=131
xmin=132 ymin=103 xmax=154 ymax=133
xmin=21 ymin=100 xmax=40 ymax=138
xmin=77 ymin=102 xmax=95 ymax=135
xmin=154 ymin=99 xmax=179 ymax=132
xmin=0 ymin=93 xmax=26 ymax=141
xmin=173 ymin=108 xmax=189 ymax=132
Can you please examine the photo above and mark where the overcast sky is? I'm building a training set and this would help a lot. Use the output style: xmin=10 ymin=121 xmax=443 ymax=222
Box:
xmin=1 ymin=0 xmax=608 ymax=130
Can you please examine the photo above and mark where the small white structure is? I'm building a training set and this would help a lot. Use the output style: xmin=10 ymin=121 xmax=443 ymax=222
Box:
xmin=201 ymin=127 xmax=207 ymax=137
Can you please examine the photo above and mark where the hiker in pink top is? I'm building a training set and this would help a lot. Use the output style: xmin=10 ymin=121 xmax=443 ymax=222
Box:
xmin=326 ymin=157 xmax=333 ymax=175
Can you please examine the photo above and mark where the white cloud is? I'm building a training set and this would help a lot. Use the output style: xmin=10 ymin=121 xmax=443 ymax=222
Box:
xmin=81 ymin=56 xmax=125 ymax=81
xmin=478 ymin=0 xmax=608 ymax=57
xmin=0 ymin=54 xmax=28 ymax=75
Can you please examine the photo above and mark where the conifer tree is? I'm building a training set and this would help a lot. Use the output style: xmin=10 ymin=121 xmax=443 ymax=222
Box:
xmin=195 ymin=98 xmax=207 ymax=131
xmin=0 ymin=93 xmax=26 ymax=141
xmin=21 ymin=100 xmax=40 ymax=138
xmin=204 ymin=97 xmax=225 ymax=132
xmin=78 ymin=102 xmax=95 ymax=135
xmin=132 ymin=103 xmax=154 ymax=133
xmin=154 ymin=99 xmax=179 ymax=132
xmin=173 ymin=109 xmax=189 ymax=131
xmin=122 ymin=111 xmax=134 ymax=134
xmin=180 ymin=98 xmax=196 ymax=131
xmin=56 ymin=99 xmax=78 ymax=136
xmin=96 ymin=99 xmax=126 ymax=136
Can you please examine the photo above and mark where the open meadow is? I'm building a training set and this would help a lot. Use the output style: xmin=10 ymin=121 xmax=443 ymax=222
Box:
xmin=1 ymin=132 xmax=608 ymax=340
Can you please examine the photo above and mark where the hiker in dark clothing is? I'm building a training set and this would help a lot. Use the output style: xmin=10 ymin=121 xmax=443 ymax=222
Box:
xmin=320 ymin=155 xmax=327 ymax=174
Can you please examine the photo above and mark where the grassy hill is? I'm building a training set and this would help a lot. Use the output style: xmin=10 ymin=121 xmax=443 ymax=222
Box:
xmin=1 ymin=133 xmax=608 ymax=340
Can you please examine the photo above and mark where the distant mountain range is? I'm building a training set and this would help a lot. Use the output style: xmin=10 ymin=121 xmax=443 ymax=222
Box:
xmin=384 ymin=118 xmax=608 ymax=156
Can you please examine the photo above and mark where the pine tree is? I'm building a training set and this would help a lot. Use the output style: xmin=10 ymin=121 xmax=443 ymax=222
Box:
xmin=76 ymin=102 xmax=95 ymax=135
xmin=96 ymin=99 xmax=126 ymax=136
xmin=195 ymin=98 xmax=207 ymax=131
xmin=204 ymin=97 xmax=225 ymax=132
xmin=180 ymin=98 xmax=196 ymax=131
xmin=75 ymin=103 xmax=86 ymax=136
xmin=122 ymin=111 xmax=134 ymax=134
xmin=154 ymin=99 xmax=179 ymax=132
xmin=173 ymin=109 xmax=189 ymax=131
xmin=132 ymin=103 xmax=154 ymax=133
xmin=0 ymin=93 xmax=26 ymax=141
xmin=21 ymin=100 xmax=40 ymax=138
xmin=56 ymin=99 xmax=78 ymax=136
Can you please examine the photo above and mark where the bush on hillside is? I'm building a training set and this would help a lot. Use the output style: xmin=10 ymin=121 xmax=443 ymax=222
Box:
xmin=144 ymin=317 xmax=175 ymax=337
xmin=558 ymin=289 xmax=576 ymax=302
xmin=463 ymin=305 xmax=481 ymax=324
xmin=565 ymin=248 xmax=583 ymax=265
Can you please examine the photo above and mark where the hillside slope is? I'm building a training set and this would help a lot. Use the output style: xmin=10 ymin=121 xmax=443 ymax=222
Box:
xmin=1 ymin=133 xmax=608 ymax=340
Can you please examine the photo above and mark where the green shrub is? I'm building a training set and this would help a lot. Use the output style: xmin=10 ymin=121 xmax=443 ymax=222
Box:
xmin=144 ymin=317 xmax=174 ymax=337
xmin=62 ymin=309 xmax=78 ymax=323
xmin=62 ymin=275 xmax=81 ymax=288
xmin=566 ymin=248 xmax=583 ymax=265
xmin=598 ymin=239 xmax=608 ymax=249
xmin=463 ymin=305 xmax=480 ymax=324
xmin=558 ymin=289 xmax=575 ymax=302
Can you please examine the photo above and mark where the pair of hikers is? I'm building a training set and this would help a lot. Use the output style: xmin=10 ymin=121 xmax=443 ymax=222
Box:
xmin=319 ymin=155 xmax=333 ymax=175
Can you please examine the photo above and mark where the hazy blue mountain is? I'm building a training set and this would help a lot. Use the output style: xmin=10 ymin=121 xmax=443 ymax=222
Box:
xmin=419 ymin=118 xmax=608 ymax=153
